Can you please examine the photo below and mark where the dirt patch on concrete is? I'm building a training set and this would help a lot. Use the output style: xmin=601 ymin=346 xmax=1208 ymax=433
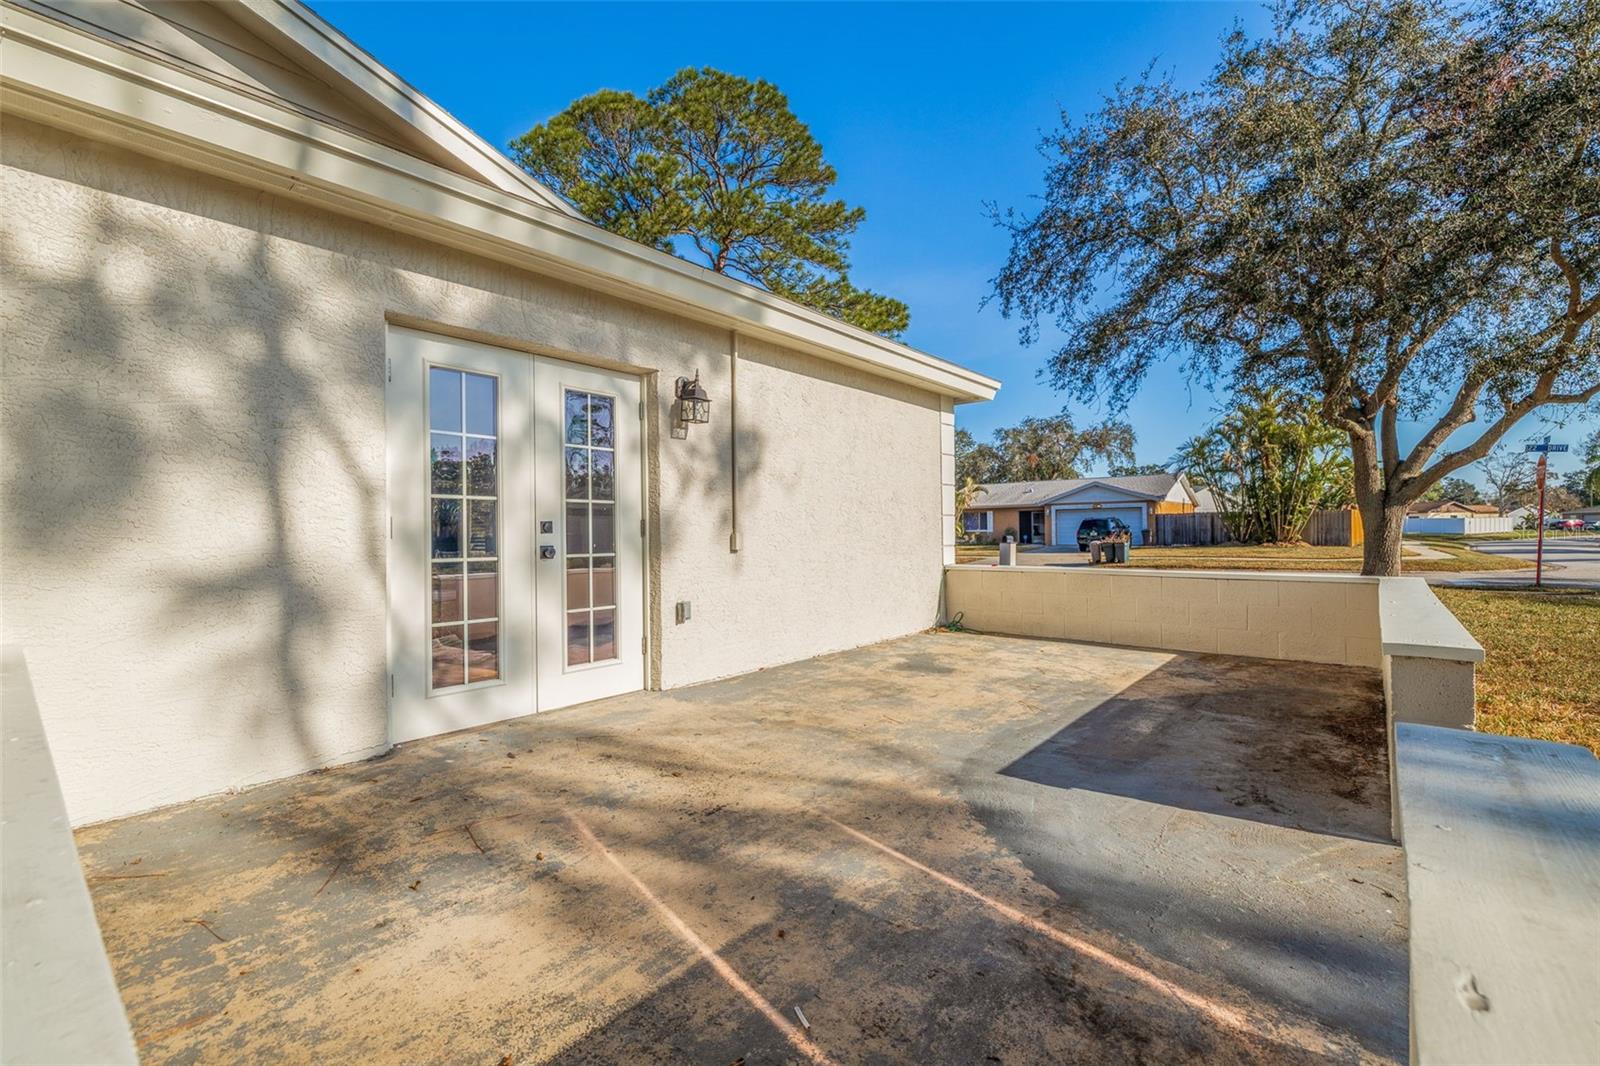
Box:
xmin=78 ymin=632 xmax=1403 ymax=1064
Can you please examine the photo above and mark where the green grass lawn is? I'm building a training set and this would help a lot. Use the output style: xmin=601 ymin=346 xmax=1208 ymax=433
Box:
xmin=1112 ymin=539 xmax=1528 ymax=572
xmin=955 ymin=539 xmax=1530 ymax=572
xmin=1434 ymin=587 xmax=1600 ymax=756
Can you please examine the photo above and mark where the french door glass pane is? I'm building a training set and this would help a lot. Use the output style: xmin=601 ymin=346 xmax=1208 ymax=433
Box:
xmin=467 ymin=561 xmax=498 ymax=621
xmin=591 ymin=450 xmax=615 ymax=500
xmin=566 ymin=612 xmax=591 ymax=666
xmin=592 ymin=504 xmax=615 ymax=554
xmin=564 ymin=448 xmax=588 ymax=498
xmin=467 ymin=620 xmax=500 ymax=682
xmin=565 ymin=391 xmax=588 ymax=445
xmin=431 ymin=564 xmax=463 ymax=623
xmin=430 ymin=434 xmax=462 ymax=494
xmin=565 ymin=503 xmax=588 ymax=554
xmin=465 ymin=374 xmax=497 ymax=435
xmin=593 ymin=609 xmax=616 ymax=661
xmin=432 ymin=500 xmax=461 ymax=558
xmin=429 ymin=368 xmax=462 ymax=432
xmin=432 ymin=628 xmax=465 ymax=687
xmin=591 ymin=557 xmax=615 ymax=608
xmin=590 ymin=400 xmax=614 ymax=448
xmin=465 ymin=437 xmax=497 ymax=495
xmin=563 ymin=389 xmax=620 ymax=666
xmin=429 ymin=367 xmax=500 ymax=689
xmin=566 ymin=556 xmax=590 ymax=610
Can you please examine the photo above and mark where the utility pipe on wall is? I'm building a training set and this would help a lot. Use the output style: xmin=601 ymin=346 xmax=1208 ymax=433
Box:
xmin=729 ymin=330 xmax=741 ymax=553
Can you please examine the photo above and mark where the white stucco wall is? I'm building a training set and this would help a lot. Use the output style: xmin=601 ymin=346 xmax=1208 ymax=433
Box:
xmin=0 ymin=118 xmax=947 ymax=824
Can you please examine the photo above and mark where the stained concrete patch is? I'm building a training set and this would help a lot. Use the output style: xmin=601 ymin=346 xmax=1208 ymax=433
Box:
xmin=77 ymin=632 xmax=1405 ymax=1064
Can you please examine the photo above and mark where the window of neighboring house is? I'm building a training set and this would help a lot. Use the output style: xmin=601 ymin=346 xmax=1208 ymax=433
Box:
xmin=962 ymin=511 xmax=993 ymax=534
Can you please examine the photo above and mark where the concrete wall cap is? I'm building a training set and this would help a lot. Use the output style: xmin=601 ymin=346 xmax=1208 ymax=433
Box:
xmin=1 ymin=647 xmax=139 ymax=1064
xmin=944 ymin=563 xmax=1381 ymax=585
xmin=1378 ymin=577 xmax=1485 ymax=663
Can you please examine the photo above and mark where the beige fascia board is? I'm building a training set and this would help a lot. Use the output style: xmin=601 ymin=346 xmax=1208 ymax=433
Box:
xmin=0 ymin=6 xmax=1001 ymax=403
xmin=221 ymin=0 xmax=580 ymax=216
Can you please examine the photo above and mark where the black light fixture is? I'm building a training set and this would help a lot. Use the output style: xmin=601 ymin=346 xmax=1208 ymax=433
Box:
xmin=675 ymin=372 xmax=711 ymax=425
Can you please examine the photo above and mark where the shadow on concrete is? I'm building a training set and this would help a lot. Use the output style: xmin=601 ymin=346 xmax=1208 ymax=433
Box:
xmin=74 ymin=633 xmax=1406 ymax=1065
xmin=997 ymin=654 xmax=1391 ymax=843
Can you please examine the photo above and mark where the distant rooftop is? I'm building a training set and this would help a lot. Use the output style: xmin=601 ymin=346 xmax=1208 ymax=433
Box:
xmin=1408 ymin=500 xmax=1499 ymax=515
xmin=971 ymin=473 xmax=1181 ymax=509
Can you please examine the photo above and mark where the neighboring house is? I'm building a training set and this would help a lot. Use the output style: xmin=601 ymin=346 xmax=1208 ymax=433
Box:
xmin=1404 ymin=499 xmax=1521 ymax=535
xmin=1407 ymin=500 xmax=1500 ymax=516
xmin=960 ymin=474 xmax=1197 ymax=546
xmin=0 ymin=1 xmax=998 ymax=824
xmin=1192 ymin=486 xmax=1221 ymax=513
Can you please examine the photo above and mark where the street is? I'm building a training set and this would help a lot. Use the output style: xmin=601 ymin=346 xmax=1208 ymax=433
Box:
xmin=1427 ymin=536 xmax=1600 ymax=590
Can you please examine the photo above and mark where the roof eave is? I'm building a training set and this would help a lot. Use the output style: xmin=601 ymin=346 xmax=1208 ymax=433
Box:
xmin=0 ymin=6 xmax=1000 ymax=403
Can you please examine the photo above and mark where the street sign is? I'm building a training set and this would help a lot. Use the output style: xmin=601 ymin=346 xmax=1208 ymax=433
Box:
xmin=1525 ymin=442 xmax=1569 ymax=452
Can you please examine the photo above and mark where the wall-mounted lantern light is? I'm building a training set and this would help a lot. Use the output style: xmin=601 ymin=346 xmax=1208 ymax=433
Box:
xmin=675 ymin=372 xmax=711 ymax=425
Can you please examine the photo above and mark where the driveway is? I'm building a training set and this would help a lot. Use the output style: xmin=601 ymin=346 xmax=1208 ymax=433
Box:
xmin=78 ymin=633 xmax=1404 ymax=1064
xmin=1428 ymin=535 xmax=1600 ymax=589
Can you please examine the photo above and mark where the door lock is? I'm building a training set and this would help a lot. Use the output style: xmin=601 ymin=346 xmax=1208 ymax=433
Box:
xmin=539 ymin=520 xmax=554 ymax=534
xmin=540 ymin=545 xmax=556 ymax=560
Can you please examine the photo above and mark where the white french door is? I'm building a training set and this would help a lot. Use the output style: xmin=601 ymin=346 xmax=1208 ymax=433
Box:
xmin=532 ymin=359 xmax=645 ymax=711
xmin=385 ymin=327 xmax=644 ymax=744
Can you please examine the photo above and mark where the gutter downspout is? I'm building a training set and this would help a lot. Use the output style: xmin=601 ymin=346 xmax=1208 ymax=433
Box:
xmin=729 ymin=330 xmax=741 ymax=553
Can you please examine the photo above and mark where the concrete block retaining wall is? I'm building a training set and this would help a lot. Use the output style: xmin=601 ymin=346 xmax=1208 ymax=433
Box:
xmin=944 ymin=564 xmax=1486 ymax=845
xmin=943 ymin=565 xmax=1383 ymax=668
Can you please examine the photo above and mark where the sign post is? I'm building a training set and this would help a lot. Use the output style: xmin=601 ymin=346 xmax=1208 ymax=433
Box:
xmin=1525 ymin=439 xmax=1569 ymax=588
xmin=1535 ymin=454 xmax=1547 ymax=587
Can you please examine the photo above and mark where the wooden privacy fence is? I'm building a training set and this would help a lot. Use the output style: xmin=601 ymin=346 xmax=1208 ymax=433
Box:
xmin=1154 ymin=508 xmax=1361 ymax=547
xmin=1153 ymin=511 xmax=1231 ymax=546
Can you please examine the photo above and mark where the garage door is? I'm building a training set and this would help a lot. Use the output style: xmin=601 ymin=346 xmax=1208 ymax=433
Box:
xmin=1053 ymin=507 xmax=1148 ymax=546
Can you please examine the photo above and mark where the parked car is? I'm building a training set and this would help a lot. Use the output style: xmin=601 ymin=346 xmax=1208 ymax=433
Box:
xmin=1547 ymin=517 xmax=1586 ymax=531
xmin=1587 ymin=519 xmax=1600 ymax=532
xmin=1075 ymin=517 xmax=1132 ymax=552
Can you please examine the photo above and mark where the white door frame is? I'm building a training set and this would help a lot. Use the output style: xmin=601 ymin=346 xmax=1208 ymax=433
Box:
xmin=384 ymin=326 xmax=648 ymax=746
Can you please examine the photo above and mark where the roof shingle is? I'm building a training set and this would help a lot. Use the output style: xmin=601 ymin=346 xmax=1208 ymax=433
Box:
xmin=970 ymin=474 xmax=1179 ymax=509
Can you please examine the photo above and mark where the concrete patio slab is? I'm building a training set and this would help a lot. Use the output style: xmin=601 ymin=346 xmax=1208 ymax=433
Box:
xmin=76 ymin=632 xmax=1405 ymax=1064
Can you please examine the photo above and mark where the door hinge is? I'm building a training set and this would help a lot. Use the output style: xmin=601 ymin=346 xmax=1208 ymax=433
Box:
xmin=640 ymin=518 xmax=646 ymax=538
xmin=639 ymin=400 xmax=645 ymax=420
xmin=388 ymin=673 xmax=394 ymax=698
xmin=389 ymin=515 xmax=393 ymax=539
xmin=386 ymin=357 xmax=392 ymax=383
xmin=641 ymin=636 xmax=647 ymax=654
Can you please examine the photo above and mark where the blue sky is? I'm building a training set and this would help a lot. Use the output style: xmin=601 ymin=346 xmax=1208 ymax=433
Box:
xmin=317 ymin=1 xmax=1594 ymax=485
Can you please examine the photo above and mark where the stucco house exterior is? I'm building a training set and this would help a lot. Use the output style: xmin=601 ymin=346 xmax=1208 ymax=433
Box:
xmin=0 ymin=0 xmax=998 ymax=824
xmin=960 ymin=473 xmax=1198 ymax=546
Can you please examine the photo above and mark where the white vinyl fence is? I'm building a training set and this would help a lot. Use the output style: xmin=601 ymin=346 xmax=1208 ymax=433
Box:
xmin=1403 ymin=515 xmax=1518 ymax=535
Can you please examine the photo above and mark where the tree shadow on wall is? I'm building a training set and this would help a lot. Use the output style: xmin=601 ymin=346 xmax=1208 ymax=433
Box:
xmin=3 ymin=194 xmax=386 ymax=792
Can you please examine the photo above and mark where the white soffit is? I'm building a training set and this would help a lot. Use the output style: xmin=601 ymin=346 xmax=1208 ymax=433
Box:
xmin=0 ymin=1 xmax=1000 ymax=402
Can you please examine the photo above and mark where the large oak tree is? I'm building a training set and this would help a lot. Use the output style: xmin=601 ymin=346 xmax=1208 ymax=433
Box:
xmin=992 ymin=0 xmax=1599 ymax=573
